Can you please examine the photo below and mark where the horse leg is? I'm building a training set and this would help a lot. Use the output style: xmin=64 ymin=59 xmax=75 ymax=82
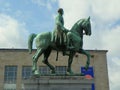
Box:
xmin=67 ymin=51 xmax=75 ymax=75
xmin=32 ymin=48 xmax=44 ymax=75
xmin=78 ymin=49 xmax=91 ymax=70
xmin=42 ymin=47 xmax=55 ymax=74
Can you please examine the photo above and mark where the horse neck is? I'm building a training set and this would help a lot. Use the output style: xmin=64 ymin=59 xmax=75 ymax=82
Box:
xmin=70 ymin=20 xmax=83 ymax=38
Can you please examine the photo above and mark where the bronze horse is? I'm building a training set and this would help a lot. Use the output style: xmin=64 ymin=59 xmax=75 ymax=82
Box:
xmin=28 ymin=17 xmax=91 ymax=75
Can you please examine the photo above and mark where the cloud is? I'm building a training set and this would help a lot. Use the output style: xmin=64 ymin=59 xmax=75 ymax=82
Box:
xmin=0 ymin=1 xmax=11 ymax=13
xmin=91 ymin=0 xmax=120 ymax=23
xmin=109 ymin=57 xmax=120 ymax=90
xmin=0 ymin=13 xmax=29 ymax=48
xmin=31 ymin=0 xmax=56 ymax=10
xmin=58 ymin=0 xmax=120 ymax=90
xmin=101 ymin=26 xmax=120 ymax=56
xmin=58 ymin=0 xmax=120 ymax=28
xmin=84 ymin=25 xmax=120 ymax=55
xmin=58 ymin=0 xmax=90 ymax=29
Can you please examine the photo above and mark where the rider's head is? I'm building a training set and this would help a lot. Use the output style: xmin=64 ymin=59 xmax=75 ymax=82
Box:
xmin=58 ymin=8 xmax=64 ymax=15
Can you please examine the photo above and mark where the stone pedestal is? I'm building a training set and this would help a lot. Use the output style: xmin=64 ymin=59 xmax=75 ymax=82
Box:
xmin=22 ymin=76 xmax=94 ymax=90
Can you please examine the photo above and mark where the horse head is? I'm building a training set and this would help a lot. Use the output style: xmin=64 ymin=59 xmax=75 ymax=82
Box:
xmin=71 ymin=17 xmax=91 ymax=37
xmin=81 ymin=16 xmax=91 ymax=36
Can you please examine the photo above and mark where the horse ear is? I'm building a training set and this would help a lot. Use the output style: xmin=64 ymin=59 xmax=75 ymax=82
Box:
xmin=88 ymin=16 xmax=90 ymax=21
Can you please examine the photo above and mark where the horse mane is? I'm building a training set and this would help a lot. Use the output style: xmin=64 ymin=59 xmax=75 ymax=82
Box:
xmin=70 ymin=19 xmax=85 ymax=32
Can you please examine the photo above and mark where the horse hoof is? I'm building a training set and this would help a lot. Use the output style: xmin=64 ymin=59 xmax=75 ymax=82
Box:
xmin=67 ymin=69 xmax=74 ymax=75
xmin=50 ymin=70 xmax=56 ymax=75
xmin=33 ymin=70 xmax=40 ymax=77
xmin=51 ymin=71 xmax=55 ymax=74
xmin=84 ymin=66 xmax=89 ymax=71
xmin=32 ymin=69 xmax=35 ymax=73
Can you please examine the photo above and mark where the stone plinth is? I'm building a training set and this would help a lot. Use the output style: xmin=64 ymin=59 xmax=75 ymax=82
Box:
xmin=22 ymin=76 xmax=94 ymax=90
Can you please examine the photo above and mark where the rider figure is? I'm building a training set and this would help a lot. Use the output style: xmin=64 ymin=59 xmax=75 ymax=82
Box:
xmin=51 ymin=8 xmax=75 ymax=50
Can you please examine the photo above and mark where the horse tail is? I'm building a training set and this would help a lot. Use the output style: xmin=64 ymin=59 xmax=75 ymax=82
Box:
xmin=28 ymin=33 xmax=37 ymax=54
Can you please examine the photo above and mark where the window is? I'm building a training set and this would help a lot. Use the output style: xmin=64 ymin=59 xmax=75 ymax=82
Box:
xmin=56 ymin=66 xmax=66 ymax=75
xmin=81 ymin=88 xmax=91 ymax=90
xmin=4 ymin=66 xmax=17 ymax=83
xmin=22 ymin=66 xmax=32 ymax=79
xmin=4 ymin=84 xmax=16 ymax=90
xmin=4 ymin=66 xmax=17 ymax=90
xmin=39 ymin=66 xmax=50 ymax=75
xmin=39 ymin=66 xmax=67 ymax=75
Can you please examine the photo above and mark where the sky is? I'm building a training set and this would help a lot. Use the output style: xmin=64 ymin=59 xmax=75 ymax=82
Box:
xmin=0 ymin=0 xmax=120 ymax=90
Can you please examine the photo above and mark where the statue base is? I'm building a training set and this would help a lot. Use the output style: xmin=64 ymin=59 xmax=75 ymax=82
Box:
xmin=22 ymin=76 xmax=94 ymax=90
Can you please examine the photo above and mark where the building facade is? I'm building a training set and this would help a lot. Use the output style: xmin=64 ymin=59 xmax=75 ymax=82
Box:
xmin=0 ymin=49 xmax=109 ymax=90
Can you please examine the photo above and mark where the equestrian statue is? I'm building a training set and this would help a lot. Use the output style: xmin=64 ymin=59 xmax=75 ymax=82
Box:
xmin=28 ymin=8 xmax=92 ymax=76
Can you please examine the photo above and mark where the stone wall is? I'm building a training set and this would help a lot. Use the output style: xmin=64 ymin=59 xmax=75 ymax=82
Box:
xmin=0 ymin=49 xmax=109 ymax=90
xmin=23 ymin=76 xmax=94 ymax=90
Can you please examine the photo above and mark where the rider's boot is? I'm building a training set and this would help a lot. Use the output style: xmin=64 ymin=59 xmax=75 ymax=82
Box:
xmin=67 ymin=45 xmax=75 ymax=50
xmin=66 ymin=40 xmax=75 ymax=51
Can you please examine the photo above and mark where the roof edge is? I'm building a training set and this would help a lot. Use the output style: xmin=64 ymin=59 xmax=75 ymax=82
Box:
xmin=0 ymin=48 xmax=108 ymax=52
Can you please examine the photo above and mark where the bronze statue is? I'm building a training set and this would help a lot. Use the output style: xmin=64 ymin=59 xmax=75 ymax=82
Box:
xmin=51 ymin=8 xmax=75 ymax=50
xmin=28 ymin=11 xmax=92 ymax=75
